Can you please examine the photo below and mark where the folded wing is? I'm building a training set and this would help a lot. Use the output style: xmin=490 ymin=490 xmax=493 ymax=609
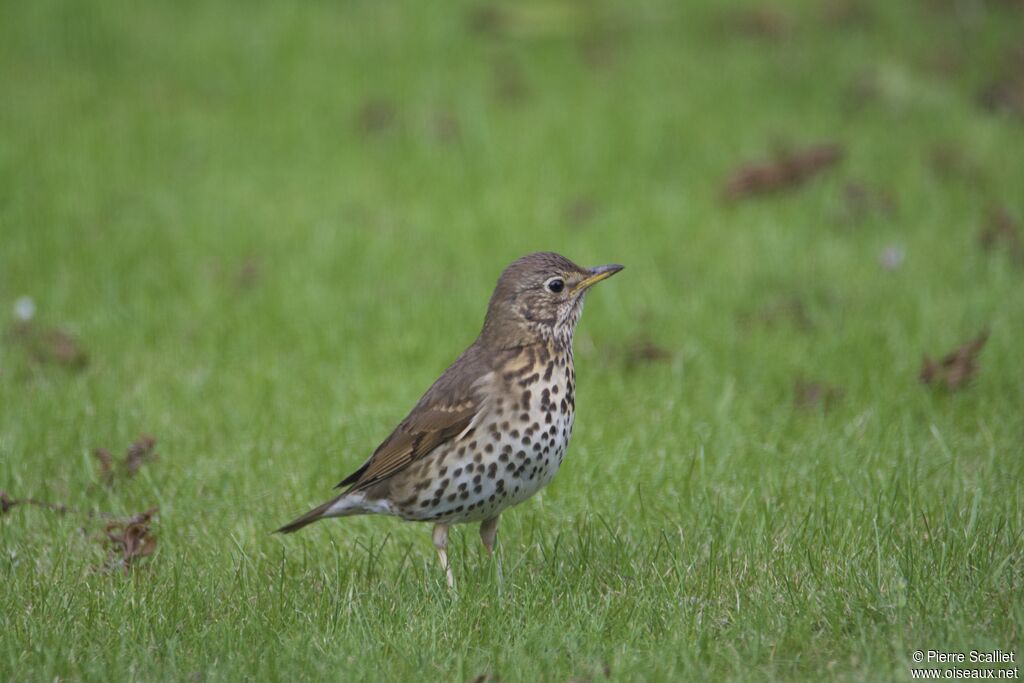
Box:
xmin=336 ymin=346 xmax=494 ymax=492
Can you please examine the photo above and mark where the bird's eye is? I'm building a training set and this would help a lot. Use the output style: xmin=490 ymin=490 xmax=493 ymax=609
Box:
xmin=546 ymin=278 xmax=565 ymax=293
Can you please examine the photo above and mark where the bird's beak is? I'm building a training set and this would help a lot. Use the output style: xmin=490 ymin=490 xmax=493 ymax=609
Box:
xmin=573 ymin=263 xmax=624 ymax=293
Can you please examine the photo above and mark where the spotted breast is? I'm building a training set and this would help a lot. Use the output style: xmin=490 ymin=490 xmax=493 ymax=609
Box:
xmin=387 ymin=341 xmax=576 ymax=525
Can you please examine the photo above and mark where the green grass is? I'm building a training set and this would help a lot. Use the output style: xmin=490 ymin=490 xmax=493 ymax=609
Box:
xmin=2 ymin=0 xmax=1023 ymax=680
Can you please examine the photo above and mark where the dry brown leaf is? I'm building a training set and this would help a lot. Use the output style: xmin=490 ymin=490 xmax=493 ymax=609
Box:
xmin=94 ymin=435 xmax=160 ymax=484
xmin=468 ymin=675 xmax=502 ymax=683
xmin=842 ymin=73 xmax=882 ymax=112
xmin=124 ymin=435 xmax=158 ymax=478
xmin=822 ymin=0 xmax=874 ymax=27
xmin=924 ymin=0 xmax=1024 ymax=14
xmin=921 ymin=44 xmax=964 ymax=77
xmin=838 ymin=182 xmax=897 ymax=225
xmin=463 ymin=2 xmax=594 ymax=39
xmin=578 ymin=32 xmax=618 ymax=70
xmin=739 ymin=296 xmax=814 ymax=331
xmin=723 ymin=144 xmax=844 ymax=201
xmin=493 ymin=56 xmax=529 ymax=105
xmin=920 ymin=331 xmax=989 ymax=390
xmin=979 ymin=206 xmax=1024 ymax=266
xmin=623 ymin=338 xmax=671 ymax=368
xmin=237 ymin=256 xmax=263 ymax=289
xmin=4 ymin=490 xmax=162 ymax=575
xmin=978 ymin=77 xmax=1024 ymax=117
xmin=432 ymin=111 xmax=461 ymax=143
xmin=794 ymin=377 xmax=845 ymax=411
xmin=357 ymin=99 xmax=397 ymax=135
xmin=466 ymin=6 xmax=505 ymax=34
xmin=977 ymin=41 xmax=1024 ymax=118
xmin=564 ymin=197 xmax=597 ymax=226
xmin=105 ymin=507 xmax=159 ymax=573
xmin=94 ymin=448 xmax=114 ymax=487
xmin=7 ymin=322 xmax=89 ymax=370
xmin=0 ymin=491 xmax=15 ymax=516
xmin=718 ymin=7 xmax=793 ymax=40
xmin=927 ymin=144 xmax=988 ymax=187
xmin=45 ymin=329 xmax=88 ymax=367
xmin=0 ymin=492 xmax=75 ymax=516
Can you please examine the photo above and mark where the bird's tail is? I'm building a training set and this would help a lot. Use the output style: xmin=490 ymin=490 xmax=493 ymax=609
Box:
xmin=275 ymin=496 xmax=342 ymax=534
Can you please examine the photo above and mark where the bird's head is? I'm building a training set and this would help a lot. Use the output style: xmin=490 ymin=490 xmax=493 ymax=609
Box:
xmin=480 ymin=252 xmax=623 ymax=348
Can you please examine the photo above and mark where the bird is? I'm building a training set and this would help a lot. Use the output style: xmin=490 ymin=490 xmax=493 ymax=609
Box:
xmin=276 ymin=252 xmax=623 ymax=587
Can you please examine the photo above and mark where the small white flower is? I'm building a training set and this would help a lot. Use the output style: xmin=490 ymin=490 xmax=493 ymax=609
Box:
xmin=14 ymin=296 xmax=36 ymax=321
xmin=879 ymin=245 xmax=905 ymax=271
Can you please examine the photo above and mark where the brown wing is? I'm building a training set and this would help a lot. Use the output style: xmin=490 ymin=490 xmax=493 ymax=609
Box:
xmin=335 ymin=344 xmax=493 ymax=492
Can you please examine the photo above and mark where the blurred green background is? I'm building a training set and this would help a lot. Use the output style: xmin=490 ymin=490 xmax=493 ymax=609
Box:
xmin=2 ymin=0 xmax=1022 ymax=681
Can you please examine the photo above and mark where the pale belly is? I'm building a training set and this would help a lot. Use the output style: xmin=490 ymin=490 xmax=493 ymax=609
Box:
xmin=390 ymin=370 xmax=576 ymax=525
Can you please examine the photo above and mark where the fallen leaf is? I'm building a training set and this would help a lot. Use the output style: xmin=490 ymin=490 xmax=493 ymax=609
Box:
xmin=977 ymin=42 xmax=1024 ymax=118
xmin=237 ymin=256 xmax=263 ymax=289
xmin=578 ymin=31 xmax=618 ymax=70
xmin=921 ymin=44 xmax=964 ymax=78
xmin=927 ymin=143 xmax=988 ymax=187
xmin=0 ymin=492 xmax=75 ymax=516
xmin=356 ymin=99 xmax=397 ymax=135
xmin=979 ymin=206 xmax=1024 ymax=266
xmin=94 ymin=448 xmax=114 ymax=487
xmin=623 ymin=337 xmax=671 ymax=368
xmin=717 ymin=7 xmax=793 ymax=40
xmin=47 ymin=329 xmax=88 ymax=367
xmin=794 ymin=377 xmax=845 ymax=410
xmin=470 ymin=2 xmax=614 ymax=68
xmin=104 ymin=507 xmax=159 ymax=573
xmin=978 ymin=77 xmax=1024 ymax=117
xmin=432 ymin=111 xmax=461 ymax=143
xmin=723 ymin=144 xmax=844 ymax=201
xmin=822 ymin=0 xmax=873 ymax=27
xmin=924 ymin=0 xmax=1024 ymax=15
xmin=837 ymin=181 xmax=898 ymax=225
xmin=920 ymin=331 xmax=989 ymax=390
xmin=739 ymin=296 xmax=814 ymax=331
xmin=466 ymin=5 xmax=505 ymax=34
xmin=464 ymin=2 xmax=594 ymax=39
xmin=7 ymin=322 xmax=89 ymax=370
xmin=93 ymin=435 xmax=159 ymax=485
xmin=493 ymin=56 xmax=529 ymax=104
xmin=842 ymin=72 xmax=882 ymax=112
xmin=847 ymin=181 xmax=897 ymax=222
xmin=4 ymin=489 xmax=161 ymax=574
xmin=563 ymin=197 xmax=597 ymax=226
xmin=124 ymin=435 xmax=158 ymax=478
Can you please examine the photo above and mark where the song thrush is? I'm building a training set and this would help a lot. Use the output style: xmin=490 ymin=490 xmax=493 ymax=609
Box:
xmin=277 ymin=252 xmax=623 ymax=586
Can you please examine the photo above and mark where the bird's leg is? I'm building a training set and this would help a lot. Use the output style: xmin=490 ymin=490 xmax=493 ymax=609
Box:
xmin=479 ymin=516 xmax=500 ymax=557
xmin=480 ymin=516 xmax=504 ymax=589
xmin=432 ymin=523 xmax=455 ymax=589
